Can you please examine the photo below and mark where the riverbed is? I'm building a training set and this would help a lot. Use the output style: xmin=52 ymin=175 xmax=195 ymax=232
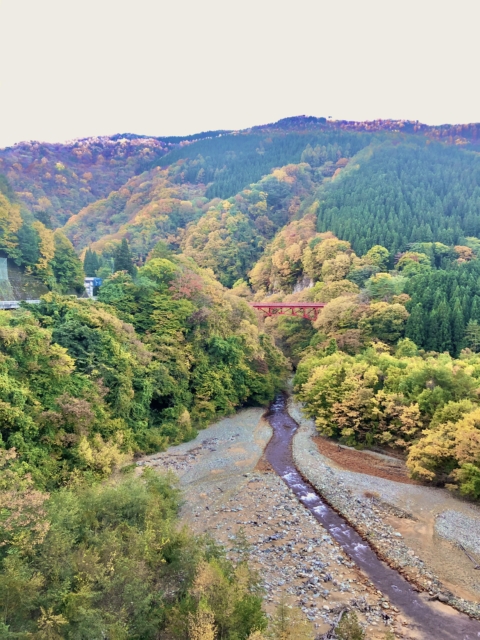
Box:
xmin=137 ymin=399 xmax=480 ymax=639
xmin=289 ymin=397 xmax=480 ymax=616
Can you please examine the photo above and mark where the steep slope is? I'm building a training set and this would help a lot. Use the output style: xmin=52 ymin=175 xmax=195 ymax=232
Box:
xmin=61 ymin=126 xmax=370 ymax=275
xmin=63 ymin=164 xmax=208 ymax=257
xmin=0 ymin=131 xmax=235 ymax=228
xmin=4 ymin=116 xmax=480 ymax=288
xmin=2 ymin=117 xmax=479 ymax=233
xmin=180 ymin=163 xmax=323 ymax=287
xmin=0 ymin=175 xmax=84 ymax=295
xmin=152 ymin=126 xmax=370 ymax=200
xmin=165 ymin=137 xmax=480 ymax=286
xmin=0 ymin=136 xmax=171 ymax=226
xmin=315 ymin=141 xmax=480 ymax=255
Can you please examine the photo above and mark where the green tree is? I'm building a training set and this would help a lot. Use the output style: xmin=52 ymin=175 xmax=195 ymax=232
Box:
xmin=436 ymin=298 xmax=451 ymax=353
xmin=395 ymin=337 xmax=418 ymax=357
xmin=465 ymin=320 xmax=480 ymax=352
xmin=405 ymin=303 xmax=426 ymax=347
xmin=51 ymin=231 xmax=85 ymax=293
xmin=17 ymin=221 xmax=40 ymax=267
xmin=268 ymin=598 xmax=314 ymax=640
xmin=365 ymin=273 xmax=405 ymax=301
xmin=35 ymin=210 xmax=53 ymax=229
xmin=114 ymin=238 xmax=136 ymax=276
xmin=148 ymin=239 xmax=172 ymax=260
xmin=427 ymin=310 xmax=440 ymax=352
xmin=83 ymin=248 xmax=100 ymax=277
xmin=471 ymin=296 xmax=480 ymax=322
xmin=363 ymin=244 xmax=390 ymax=271
xmin=451 ymin=299 xmax=465 ymax=356
xmin=358 ymin=302 xmax=409 ymax=344
xmin=336 ymin=611 xmax=365 ymax=640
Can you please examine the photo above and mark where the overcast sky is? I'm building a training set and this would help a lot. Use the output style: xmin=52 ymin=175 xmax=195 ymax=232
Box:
xmin=0 ymin=0 xmax=478 ymax=147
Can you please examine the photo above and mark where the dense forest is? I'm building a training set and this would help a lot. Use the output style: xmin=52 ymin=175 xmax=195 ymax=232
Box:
xmin=57 ymin=122 xmax=479 ymax=286
xmin=0 ymin=179 xmax=84 ymax=295
xmin=62 ymin=165 xmax=208 ymax=258
xmin=2 ymin=116 xmax=480 ymax=637
xmin=1 ymin=255 xmax=287 ymax=489
xmin=153 ymin=128 xmax=371 ymax=200
xmin=245 ymin=216 xmax=480 ymax=499
xmin=2 ymin=116 xmax=479 ymax=268
xmin=0 ymin=137 xmax=171 ymax=226
xmin=0 ymin=251 xmax=288 ymax=637
xmin=315 ymin=142 xmax=480 ymax=255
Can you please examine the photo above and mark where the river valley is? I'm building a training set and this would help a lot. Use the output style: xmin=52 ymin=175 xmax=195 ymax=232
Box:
xmin=137 ymin=395 xmax=480 ymax=639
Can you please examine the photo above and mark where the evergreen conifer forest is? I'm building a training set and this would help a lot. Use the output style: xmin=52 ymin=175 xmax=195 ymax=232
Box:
xmin=1 ymin=115 xmax=480 ymax=637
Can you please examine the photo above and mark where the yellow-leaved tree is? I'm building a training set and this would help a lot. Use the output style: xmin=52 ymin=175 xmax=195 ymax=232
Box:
xmin=32 ymin=220 xmax=55 ymax=283
xmin=268 ymin=598 xmax=315 ymax=640
xmin=407 ymin=405 xmax=480 ymax=498
xmin=188 ymin=605 xmax=216 ymax=640
xmin=0 ymin=192 xmax=22 ymax=258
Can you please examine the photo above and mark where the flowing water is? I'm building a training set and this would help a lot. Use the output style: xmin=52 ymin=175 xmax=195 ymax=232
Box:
xmin=265 ymin=393 xmax=480 ymax=640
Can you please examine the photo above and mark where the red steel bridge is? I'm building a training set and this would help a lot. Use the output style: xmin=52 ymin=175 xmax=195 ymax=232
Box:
xmin=251 ymin=302 xmax=326 ymax=321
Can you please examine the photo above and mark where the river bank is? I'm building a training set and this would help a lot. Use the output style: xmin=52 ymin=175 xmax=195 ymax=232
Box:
xmin=137 ymin=408 xmax=404 ymax=638
xmin=289 ymin=397 xmax=480 ymax=620
xmin=136 ymin=399 xmax=480 ymax=639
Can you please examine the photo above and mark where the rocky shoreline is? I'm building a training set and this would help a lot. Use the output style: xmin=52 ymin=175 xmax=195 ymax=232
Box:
xmin=137 ymin=408 xmax=404 ymax=638
xmin=289 ymin=397 xmax=480 ymax=621
xmin=136 ymin=399 xmax=480 ymax=637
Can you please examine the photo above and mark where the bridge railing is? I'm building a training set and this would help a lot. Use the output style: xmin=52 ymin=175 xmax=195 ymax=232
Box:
xmin=250 ymin=302 xmax=326 ymax=321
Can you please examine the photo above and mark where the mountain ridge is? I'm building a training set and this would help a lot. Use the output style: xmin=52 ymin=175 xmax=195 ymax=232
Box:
xmin=2 ymin=114 xmax=479 ymax=230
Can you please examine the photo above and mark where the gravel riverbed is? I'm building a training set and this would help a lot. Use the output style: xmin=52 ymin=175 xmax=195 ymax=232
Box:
xmin=137 ymin=400 xmax=480 ymax=637
xmin=290 ymin=398 xmax=480 ymax=619
xmin=137 ymin=408 xmax=408 ymax=638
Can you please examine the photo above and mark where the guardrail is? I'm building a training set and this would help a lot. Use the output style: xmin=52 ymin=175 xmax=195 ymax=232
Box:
xmin=0 ymin=300 xmax=41 ymax=310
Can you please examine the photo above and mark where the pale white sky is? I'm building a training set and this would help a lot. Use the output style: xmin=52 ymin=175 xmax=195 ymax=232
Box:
xmin=0 ymin=0 xmax=478 ymax=147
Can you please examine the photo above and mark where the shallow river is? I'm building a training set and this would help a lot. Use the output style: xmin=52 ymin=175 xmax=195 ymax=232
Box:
xmin=265 ymin=393 xmax=480 ymax=640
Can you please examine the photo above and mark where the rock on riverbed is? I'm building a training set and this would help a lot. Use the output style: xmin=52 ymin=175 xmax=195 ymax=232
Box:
xmin=137 ymin=408 xmax=416 ymax=639
xmin=289 ymin=397 xmax=480 ymax=620
xmin=191 ymin=470 xmax=405 ymax=638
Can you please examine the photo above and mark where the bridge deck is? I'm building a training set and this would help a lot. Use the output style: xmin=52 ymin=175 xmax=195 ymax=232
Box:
xmin=251 ymin=302 xmax=326 ymax=308
xmin=251 ymin=302 xmax=326 ymax=320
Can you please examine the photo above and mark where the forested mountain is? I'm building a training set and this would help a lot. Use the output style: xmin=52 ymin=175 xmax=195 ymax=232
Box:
xmin=152 ymin=127 xmax=369 ymax=200
xmin=315 ymin=142 xmax=480 ymax=255
xmin=3 ymin=116 xmax=479 ymax=266
xmin=0 ymin=136 xmax=170 ymax=226
xmin=48 ymin=117 xmax=480 ymax=287
xmin=0 ymin=177 xmax=84 ymax=295
xmin=63 ymin=164 xmax=209 ymax=257
xmin=180 ymin=163 xmax=323 ymax=287
xmin=2 ymin=115 xmax=480 ymax=636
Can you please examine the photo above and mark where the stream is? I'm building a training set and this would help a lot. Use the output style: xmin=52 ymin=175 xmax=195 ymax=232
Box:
xmin=265 ymin=393 xmax=480 ymax=640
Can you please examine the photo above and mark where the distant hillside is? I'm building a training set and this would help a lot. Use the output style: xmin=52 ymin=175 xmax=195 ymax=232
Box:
xmin=0 ymin=136 xmax=170 ymax=226
xmin=0 ymin=176 xmax=84 ymax=296
xmin=250 ymin=115 xmax=480 ymax=141
xmin=151 ymin=127 xmax=370 ymax=200
xmin=2 ymin=116 xmax=480 ymax=285
xmin=315 ymin=141 xmax=480 ymax=256
xmin=63 ymin=164 xmax=208 ymax=256
xmin=3 ymin=116 xmax=478 ymax=230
